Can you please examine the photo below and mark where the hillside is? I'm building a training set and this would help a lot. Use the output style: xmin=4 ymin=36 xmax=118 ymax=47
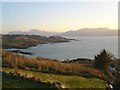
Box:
xmin=2 ymin=35 xmax=73 ymax=49
xmin=59 ymin=28 xmax=117 ymax=36
xmin=2 ymin=50 xmax=106 ymax=89
xmin=2 ymin=50 xmax=105 ymax=78
xmin=1 ymin=49 xmax=110 ymax=89
xmin=2 ymin=68 xmax=106 ymax=89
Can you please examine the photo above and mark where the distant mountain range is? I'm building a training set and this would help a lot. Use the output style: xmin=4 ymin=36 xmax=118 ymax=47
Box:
xmin=8 ymin=29 xmax=58 ymax=36
xmin=58 ymin=28 xmax=118 ymax=36
xmin=8 ymin=28 xmax=118 ymax=36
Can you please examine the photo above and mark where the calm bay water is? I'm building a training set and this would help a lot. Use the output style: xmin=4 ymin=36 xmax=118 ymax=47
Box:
xmin=9 ymin=36 xmax=118 ymax=60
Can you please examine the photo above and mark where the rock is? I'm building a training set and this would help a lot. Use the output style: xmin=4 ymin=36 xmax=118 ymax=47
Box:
xmin=31 ymin=77 xmax=36 ymax=80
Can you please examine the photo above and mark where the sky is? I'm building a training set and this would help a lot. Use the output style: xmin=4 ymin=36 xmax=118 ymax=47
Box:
xmin=1 ymin=1 xmax=118 ymax=33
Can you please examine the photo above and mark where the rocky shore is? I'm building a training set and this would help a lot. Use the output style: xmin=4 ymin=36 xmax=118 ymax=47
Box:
xmin=10 ymin=50 xmax=33 ymax=55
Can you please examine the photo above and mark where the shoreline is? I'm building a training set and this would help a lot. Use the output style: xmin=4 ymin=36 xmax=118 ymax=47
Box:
xmin=5 ymin=49 xmax=93 ymax=64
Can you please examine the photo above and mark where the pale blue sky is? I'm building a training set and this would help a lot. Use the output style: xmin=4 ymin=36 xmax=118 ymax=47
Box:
xmin=2 ymin=2 xmax=118 ymax=33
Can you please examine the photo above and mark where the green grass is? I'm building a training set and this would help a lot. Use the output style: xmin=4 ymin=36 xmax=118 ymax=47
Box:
xmin=2 ymin=67 xmax=106 ymax=88
xmin=3 ymin=74 xmax=56 ymax=88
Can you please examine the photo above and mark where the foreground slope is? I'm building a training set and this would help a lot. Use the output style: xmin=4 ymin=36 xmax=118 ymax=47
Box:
xmin=2 ymin=68 xmax=106 ymax=88
xmin=2 ymin=72 xmax=57 ymax=89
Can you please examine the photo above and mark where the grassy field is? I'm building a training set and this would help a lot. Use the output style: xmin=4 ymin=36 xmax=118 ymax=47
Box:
xmin=2 ymin=67 xmax=106 ymax=88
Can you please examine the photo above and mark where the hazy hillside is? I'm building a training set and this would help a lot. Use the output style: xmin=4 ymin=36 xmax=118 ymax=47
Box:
xmin=58 ymin=28 xmax=118 ymax=36
xmin=8 ymin=29 xmax=58 ymax=36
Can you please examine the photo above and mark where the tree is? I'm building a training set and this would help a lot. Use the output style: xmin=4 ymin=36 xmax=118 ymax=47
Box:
xmin=94 ymin=49 xmax=113 ymax=70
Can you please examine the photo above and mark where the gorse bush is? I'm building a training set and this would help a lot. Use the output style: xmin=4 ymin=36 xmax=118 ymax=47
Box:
xmin=2 ymin=50 xmax=105 ymax=78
